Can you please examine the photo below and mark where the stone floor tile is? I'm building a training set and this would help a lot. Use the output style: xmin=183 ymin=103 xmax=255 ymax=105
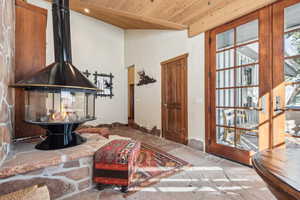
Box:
xmin=63 ymin=126 xmax=276 ymax=200
xmin=64 ymin=189 xmax=100 ymax=200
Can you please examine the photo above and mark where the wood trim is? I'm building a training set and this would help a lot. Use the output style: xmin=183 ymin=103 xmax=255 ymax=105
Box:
xmin=161 ymin=63 xmax=165 ymax=139
xmin=160 ymin=53 xmax=189 ymax=65
xmin=210 ymin=143 xmax=254 ymax=165
xmin=212 ymin=11 xmax=260 ymax=36
xmin=188 ymin=0 xmax=278 ymax=37
xmin=16 ymin=0 xmax=47 ymax=15
xmin=205 ymin=32 xmax=211 ymax=153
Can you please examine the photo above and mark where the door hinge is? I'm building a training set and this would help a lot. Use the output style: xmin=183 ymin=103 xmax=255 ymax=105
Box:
xmin=208 ymin=138 xmax=212 ymax=145
xmin=209 ymin=37 xmax=212 ymax=44
xmin=208 ymin=71 xmax=212 ymax=77
xmin=208 ymin=106 xmax=211 ymax=113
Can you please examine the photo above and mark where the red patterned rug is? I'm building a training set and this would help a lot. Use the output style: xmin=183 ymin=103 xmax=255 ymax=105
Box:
xmin=126 ymin=143 xmax=191 ymax=195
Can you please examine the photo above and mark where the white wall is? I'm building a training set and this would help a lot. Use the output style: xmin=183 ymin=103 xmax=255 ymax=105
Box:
xmin=28 ymin=0 xmax=127 ymax=125
xmin=125 ymin=30 xmax=205 ymax=142
xmin=25 ymin=1 xmax=206 ymax=142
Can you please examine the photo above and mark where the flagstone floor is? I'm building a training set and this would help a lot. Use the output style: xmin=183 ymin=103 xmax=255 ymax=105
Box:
xmin=66 ymin=126 xmax=276 ymax=200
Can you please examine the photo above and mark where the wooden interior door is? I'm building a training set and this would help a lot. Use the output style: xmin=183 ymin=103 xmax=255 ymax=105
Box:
xmin=161 ymin=54 xmax=188 ymax=145
xmin=206 ymin=9 xmax=276 ymax=165
xmin=15 ymin=0 xmax=47 ymax=138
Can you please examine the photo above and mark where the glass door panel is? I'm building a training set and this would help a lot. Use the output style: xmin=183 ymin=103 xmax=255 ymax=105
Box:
xmin=207 ymin=0 xmax=300 ymax=166
xmin=283 ymin=2 xmax=300 ymax=137
xmin=214 ymin=18 xmax=260 ymax=155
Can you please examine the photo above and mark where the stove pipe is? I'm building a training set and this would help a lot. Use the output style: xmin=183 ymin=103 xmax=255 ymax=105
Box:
xmin=52 ymin=0 xmax=72 ymax=63
xmin=11 ymin=0 xmax=98 ymax=90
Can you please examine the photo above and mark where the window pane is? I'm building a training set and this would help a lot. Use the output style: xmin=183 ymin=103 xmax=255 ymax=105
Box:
xmin=236 ymin=87 xmax=259 ymax=107
xmin=216 ymin=71 xmax=224 ymax=88
xmin=216 ymin=89 xmax=224 ymax=107
xmin=286 ymin=111 xmax=300 ymax=136
xmin=235 ymin=109 xmax=259 ymax=129
xmin=236 ymin=132 xmax=258 ymax=152
xmin=223 ymin=69 xmax=234 ymax=87
xmin=284 ymin=2 xmax=300 ymax=31
xmin=216 ymin=29 xmax=234 ymax=50
xmin=216 ymin=126 xmax=235 ymax=147
xmin=236 ymin=65 xmax=259 ymax=86
xmin=285 ymin=30 xmax=300 ymax=57
xmin=236 ymin=20 xmax=259 ymax=45
xmin=236 ymin=43 xmax=259 ymax=66
xmin=224 ymin=89 xmax=235 ymax=107
xmin=216 ymin=49 xmax=234 ymax=69
xmin=285 ymin=57 xmax=300 ymax=82
xmin=286 ymin=85 xmax=300 ymax=107
xmin=216 ymin=108 xmax=235 ymax=126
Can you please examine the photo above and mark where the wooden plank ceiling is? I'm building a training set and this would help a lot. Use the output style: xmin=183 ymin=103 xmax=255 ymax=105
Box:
xmin=44 ymin=0 xmax=278 ymax=37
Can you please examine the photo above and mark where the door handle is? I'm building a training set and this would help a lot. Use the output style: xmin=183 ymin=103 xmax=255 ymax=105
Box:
xmin=247 ymin=107 xmax=263 ymax=111
xmin=274 ymin=108 xmax=285 ymax=112
xmin=274 ymin=96 xmax=283 ymax=112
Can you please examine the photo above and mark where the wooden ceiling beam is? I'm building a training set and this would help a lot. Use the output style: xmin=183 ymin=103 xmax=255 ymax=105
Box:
xmin=188 ymin=0 xmax=278 ymax=37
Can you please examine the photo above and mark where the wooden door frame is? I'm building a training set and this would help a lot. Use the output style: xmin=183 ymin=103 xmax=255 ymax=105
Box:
xmin=205 ymin=32 xmax=212 ymax=153
xmin=15 ymin=0 xmax=47 ymax=138
xmin=161 ymin=53 xmax=188 ymax=145
xmin=127 ymin=65 xmax=135 ymax=125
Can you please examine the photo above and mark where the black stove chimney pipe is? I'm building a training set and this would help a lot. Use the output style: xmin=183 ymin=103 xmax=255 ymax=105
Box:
xmin=52 ymin=0 xmax=72 ymax=63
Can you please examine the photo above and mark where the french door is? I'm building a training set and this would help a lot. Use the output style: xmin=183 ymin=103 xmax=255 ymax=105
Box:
xmin=206 ymin=0 xmax=300 ymax=165
xmin=273 ymin=0 xmax=300 ymax=143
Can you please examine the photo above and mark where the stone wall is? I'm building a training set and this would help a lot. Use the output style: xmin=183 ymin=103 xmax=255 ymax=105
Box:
xmin=0 ymin=157 xmax=94 ymax=200
xmin=0 ymin=0 xmax=15 ymax=165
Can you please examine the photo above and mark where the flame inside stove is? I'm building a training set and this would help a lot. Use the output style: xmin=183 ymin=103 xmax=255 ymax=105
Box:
xmin=51 ymin=104 xmax=69 ymax=121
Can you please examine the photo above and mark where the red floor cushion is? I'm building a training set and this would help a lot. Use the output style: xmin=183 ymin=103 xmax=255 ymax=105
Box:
xmin=94 ymin=139 xmax=141 ymax=188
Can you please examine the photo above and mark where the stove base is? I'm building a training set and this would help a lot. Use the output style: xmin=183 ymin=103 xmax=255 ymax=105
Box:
xmin=35 ymin=123 xmax=86 ymax=150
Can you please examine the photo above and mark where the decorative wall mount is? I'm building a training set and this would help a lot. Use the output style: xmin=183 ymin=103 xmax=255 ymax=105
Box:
xmin=83 ymin=69 xmax=114 ymax=98
xmin=137 ymin=70 xmax=156 ymax=86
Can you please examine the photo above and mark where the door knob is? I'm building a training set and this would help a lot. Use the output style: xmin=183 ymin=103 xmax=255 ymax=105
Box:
xmin=274 ymin=96 xmax=283 ymax=112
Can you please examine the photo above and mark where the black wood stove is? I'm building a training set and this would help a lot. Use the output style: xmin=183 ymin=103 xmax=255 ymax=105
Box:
xmin=11 ymin=0 xmax=98 ymax=150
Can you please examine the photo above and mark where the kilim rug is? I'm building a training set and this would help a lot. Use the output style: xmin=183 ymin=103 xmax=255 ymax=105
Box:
xmin=125 ymin=143 xmax=191 ymax=196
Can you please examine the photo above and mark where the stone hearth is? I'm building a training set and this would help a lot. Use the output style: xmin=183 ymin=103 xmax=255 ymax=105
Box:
xmin=0 ymin=134 xmax=129 ymax=199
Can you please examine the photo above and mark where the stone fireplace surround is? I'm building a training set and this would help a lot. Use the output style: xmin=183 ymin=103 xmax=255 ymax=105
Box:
xmin=0 ymin=0 xmax=15 ymax=165
xmin=0 ymin=133 xmax=130 ymax=199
